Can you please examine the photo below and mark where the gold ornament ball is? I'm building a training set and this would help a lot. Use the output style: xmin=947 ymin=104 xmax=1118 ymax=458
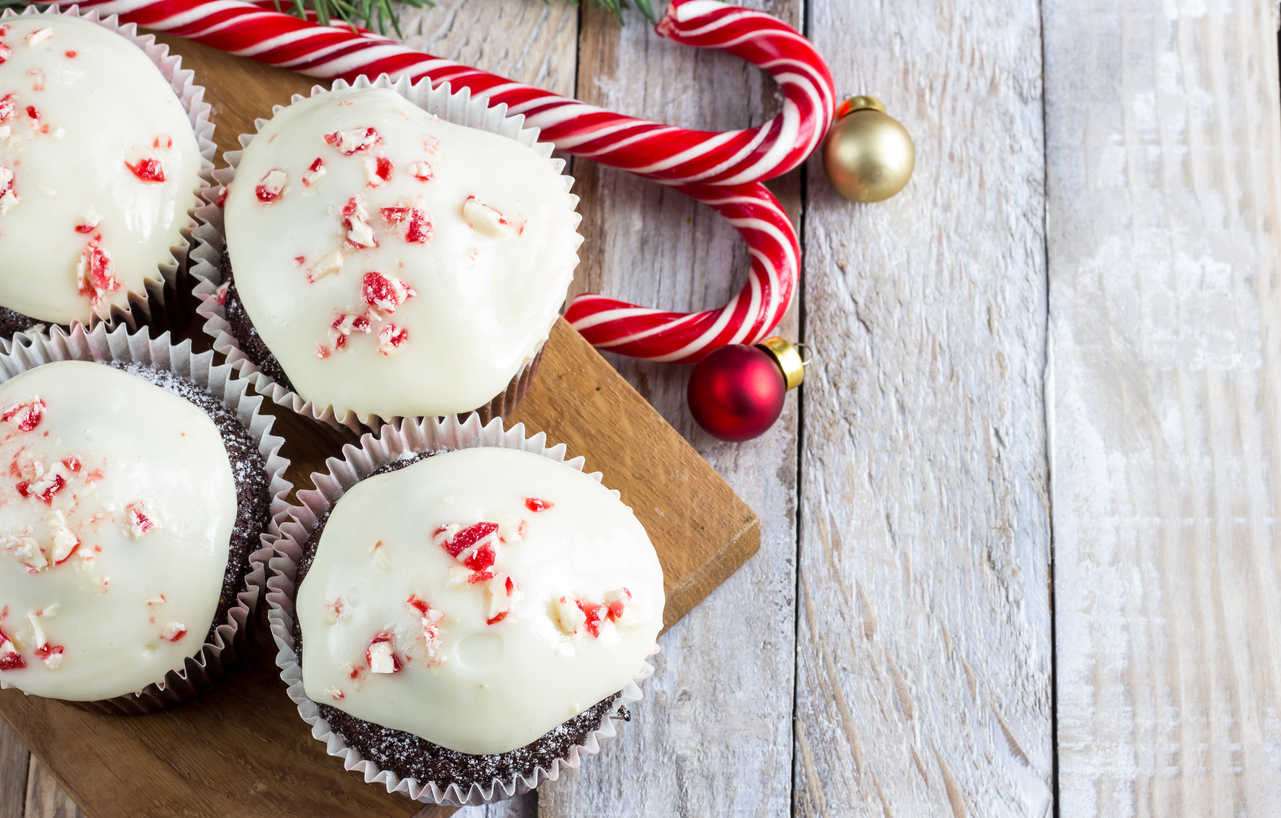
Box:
xmin=822 ymin=96 xmax=915 ymax=203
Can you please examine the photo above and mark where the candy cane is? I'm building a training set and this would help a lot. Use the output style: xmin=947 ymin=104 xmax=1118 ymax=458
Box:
xmin=53 ymin=0 xmax=834 ymax=362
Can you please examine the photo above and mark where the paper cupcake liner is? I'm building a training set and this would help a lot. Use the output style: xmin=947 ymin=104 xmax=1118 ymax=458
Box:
xmin=0 ymin=5 xmax=218 ymax=352
xmin=189 ymin=74 xmax=582 ymax=434
xmin=267 ymin=414 xmax=655 ymax=806
xmin=0 ymin=323 xmax=293 ymax=714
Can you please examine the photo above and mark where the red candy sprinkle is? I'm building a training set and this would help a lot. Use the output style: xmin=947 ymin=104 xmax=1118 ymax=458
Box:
xmin=64 ymin=50 xmax=76 ymax=58
xmin=0 ymin=626 xmax=24 ymax=671
xmin=361 ymin=271 xmax=416 ymax=315
xmin=324 ymin=127 xmax=381 ymax=155
xmin=435 ymin=522 xmax=499 ymax=559
xmin=16 ymin=474 xmax=64 ymax=504
xmin=62 ymin=456 xmax=80 ymax=473
xmin=302 ymin=157 xmax=325 ymax=187
xmin=368 ymin=155 xmax=393 ymax=186
xmin=576 ymin=600 xmax=605 ymax=638
xmin=124 ymin=157 xmax=165 ymax=183
xmin=380 ymin=204 xmax=433 ymax=244
xmin=463 ymin=542 xmax=496 ymax=572
xmin=524 ymin=497 xmax=553 ymax=513
xmin=1 ymin=397 xmax=45 ymax=432
xmin=255 ymin=169 xmax=287 ymax=202
xmin=406 ymin=594 xmax=431 ymax=616
xmin=486 ymin=611 xmax=509 ymax=626
xmin=0 ymin=43 xmax=10 ymax=66
xmin=24 ymin=105 xmax=37 ymax=123
xmin=0 ymin=94 xmax=14 ymax=123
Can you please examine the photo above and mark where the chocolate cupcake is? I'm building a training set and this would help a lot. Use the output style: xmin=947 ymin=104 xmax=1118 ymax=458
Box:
xmin=269 ymin=417 xmax=662 ymax=805
xmin=192 ymin=76 xmax=581 ymax=431
xmin=0 ymin=9 xmax=214 ymax=343
xmin=0 ymin=326 xmax=290 ymax=714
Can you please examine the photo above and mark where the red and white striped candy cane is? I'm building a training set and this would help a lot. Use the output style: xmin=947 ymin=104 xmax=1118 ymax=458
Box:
xmin=59 ymin=0 xmax=833 ymax=362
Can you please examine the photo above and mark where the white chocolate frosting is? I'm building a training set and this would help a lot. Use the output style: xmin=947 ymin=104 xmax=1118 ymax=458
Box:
xmin=0 ymin=361 xmax=237 ymax=701
xmin=0 ymin=16 xmax=202 ymax=324
xmin=223 ymin=88 xmax=580 ymax=420
xmin=296 ymin=447 xmax=663 ymax=756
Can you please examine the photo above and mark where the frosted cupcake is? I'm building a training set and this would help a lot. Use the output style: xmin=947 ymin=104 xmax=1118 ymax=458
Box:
xmin=0 ymin=12 xmax=209 ymax=336
xmin=274 ymin=436 xmax=662 ymax=803
xmin=212 ymin=84 xmax=581 ymax=426
xmin=0 ymin=359 xmax=274 ymax=712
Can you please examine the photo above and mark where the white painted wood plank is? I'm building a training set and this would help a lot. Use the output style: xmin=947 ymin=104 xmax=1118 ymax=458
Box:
xmin=538 ymin=1 xmax=801 ymax=814
xmin=1044 ymin=1 xmax=1281 ymax=814
xmin=795 ymin=0 xmax=1054 ymax=815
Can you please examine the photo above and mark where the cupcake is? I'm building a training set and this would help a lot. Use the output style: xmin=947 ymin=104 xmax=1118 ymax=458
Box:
xmin=271 ymin=421 xmax=662 ymax=804
xmin=0 ymin=11 xmax=212 ymax=338
xmin=0 ymin=342 xmax=284 ymax=713
xmin=199 ymin=78 xmax=581 ymax=429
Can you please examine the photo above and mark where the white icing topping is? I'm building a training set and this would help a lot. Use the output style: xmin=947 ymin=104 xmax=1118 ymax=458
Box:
xmin=0 ymin=16 xmax=202 ymax=324
xmin=0 ymin=361 xmax=237 ymax=700
xmin=296 ymin=448 xmax=663 ymax=755
xmin=224 ymin=88 xmax=580 ymax=419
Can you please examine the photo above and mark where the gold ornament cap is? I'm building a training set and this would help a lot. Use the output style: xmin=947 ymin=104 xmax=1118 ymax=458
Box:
xmin=823 ymin=95 xmax=915 ymax=203
xmin=756 ymin=337 xmax=805 ymax=391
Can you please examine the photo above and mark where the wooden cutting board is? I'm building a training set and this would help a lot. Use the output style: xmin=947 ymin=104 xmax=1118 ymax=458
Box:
xmin=0 ymin=36 xmax=759 ymax=817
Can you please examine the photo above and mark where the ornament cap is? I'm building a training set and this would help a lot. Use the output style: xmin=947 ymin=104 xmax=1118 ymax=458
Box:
xmin=756 ymin=337 xmax=806 ymax=391
xmin=836 ymin=95 xmax=886 ymax=119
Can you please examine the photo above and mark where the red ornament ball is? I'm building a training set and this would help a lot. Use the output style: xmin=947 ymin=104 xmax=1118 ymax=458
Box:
xmin=687 ymin=344 xmax=786 ymax=442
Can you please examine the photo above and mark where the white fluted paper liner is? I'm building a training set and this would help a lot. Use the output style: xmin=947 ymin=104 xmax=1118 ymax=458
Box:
xmin=189 ymin=73 xmax=582 ymax=434
xmin=267 ymin=414 xmax=655 ymax=806
xmin=0 ymin=322 xmax=292 ymax=714
xmin=0 ymin=5 xmax=218 ymax=351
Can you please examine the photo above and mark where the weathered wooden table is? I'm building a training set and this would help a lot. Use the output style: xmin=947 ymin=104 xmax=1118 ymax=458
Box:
xmin=5 ymin=0 xmax=1280 ymax=814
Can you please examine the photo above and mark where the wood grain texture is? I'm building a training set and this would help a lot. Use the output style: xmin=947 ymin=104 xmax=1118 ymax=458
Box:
xmin=539 ymin=0 xmax=802 ymax=814
xmin=0 ymin=32 xmax=758 ymax=817
xmin=23 ymin=760 xmax=81 ymax=818
xmin=794 ymin=1 xmax=1054 ymax=815
xmin=0 ymin=720 xmax=28 ymax=818
xmin=1043 ymin=1 xmax=1281 ymax=814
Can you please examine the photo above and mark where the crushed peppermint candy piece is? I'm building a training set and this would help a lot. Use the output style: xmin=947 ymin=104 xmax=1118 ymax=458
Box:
xmin=255 ymin=168 xmax=287 ymax=202
xmin=484 ymin=574 xmax=516 ymax=624
xmin=366 ymin=633 xmax=401 ymax=673
xmin=361 ymin=271 xmax=416 ymax=315
xmin=463 ymin=196 xmax=516 ymax=238
xmin=364 ymin=155 xmax=393 ymax=187
xmin=524 ymin=497 xmax=553 ymax=513
xmin=125 ymin=501 xmax=156 ymax=539
xmin=377 ymin=324 xmax=408 ymax=357
xmin=216 ymin=185 xmax=229 ymax=208
xmin=341 ymin=196 xmax=377 ymax=250
xmin=434 ymin=522 xmax=499 ymax=560
xmin=0 ymin=625 xmax=24 ymax=671
xmin=76 ymin=241 xmax=121 ymax=316
xmin=576 ymin=599 xmax=606 ymax=637
xmin=302 ymin=157 xmax=326 ymax=187
xmin=325 ymin=686 xmax=345 ymax=701
xmin=325 ymin=127 xmax=381 ymax=155
xmin=1 ymin=396 xmax=44 ymax=432
xmin=25 ymin=27 xmax=53 ymax=47
xmin=553 ymin=595 xmax=587 ymax=635
xmin=0 ymin=94 xmax=13 ymax=123
xmin=5 ymin=535 xmax=47 ymax=573
xmin=47 ymin=510 xmax=79 ymax=565
xmin=380 ymin=201 xmax=433 ymax=243
xmin=162 ymin=622 xmax=187 ymax=642
xmin=124 ymin=157 xmax=165 ymax=183
xmin=215 ymin=281 xmax=230 ymax=305
xmin=307 ymin=249 xmax=344 ymax=283
xmin=321 ymin=596 xmax=346 ymax=626
xmin=407 ymin=595 xmax=445 ymax=658
xmin=408 ymin=161 xmax=433 ymax=182
xmin=604 ymin=587 xmax=632 ymax=622
xmin=328 ymin=312 xmax=372 ymax=351
xmin=0 ymin=43 xmax=10 ymax=66
xmin=75 ymin=206 xmax=102 ymax=234
xmin=0 ymin=164 xmax=18 ymax=215
xmin=34 ymin=642 xmax=62 ymax=669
